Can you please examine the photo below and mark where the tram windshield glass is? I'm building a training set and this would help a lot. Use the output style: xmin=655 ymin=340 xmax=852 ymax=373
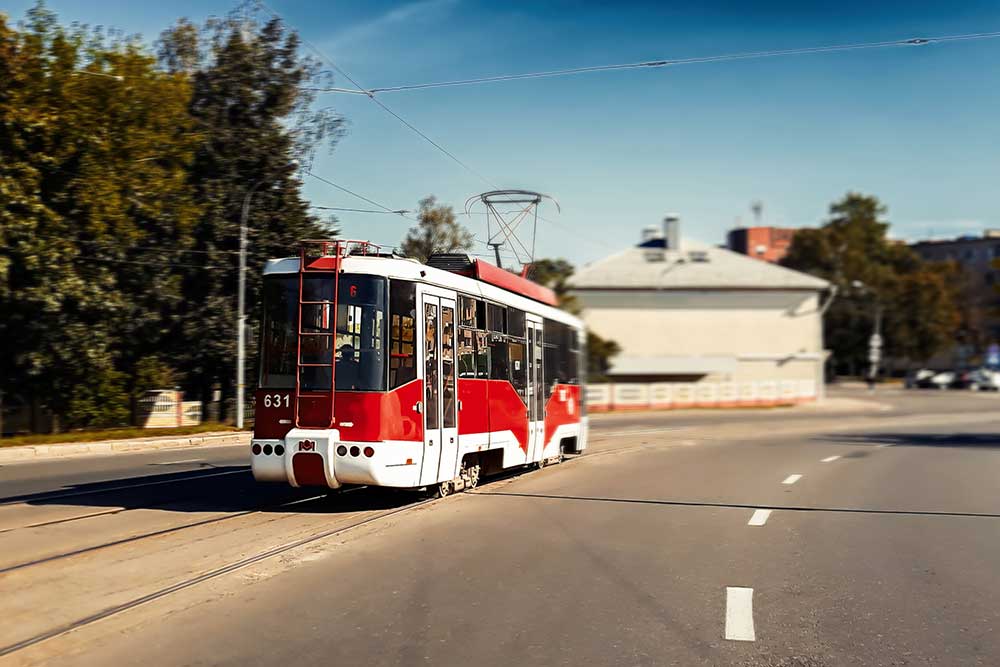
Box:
xmin=260 ymin=273 xmax=387 ymax=391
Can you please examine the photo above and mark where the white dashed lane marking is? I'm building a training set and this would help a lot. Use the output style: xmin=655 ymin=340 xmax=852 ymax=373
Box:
xmin=821 ymin=455 xmax=841 ymax=463
xmin=747 ymin=509 xmax=771 ymax=526
xmin=781 ymin=474 xmax=802 ymax=485
xmin=725 ymin=587 xmax=756 ymax=641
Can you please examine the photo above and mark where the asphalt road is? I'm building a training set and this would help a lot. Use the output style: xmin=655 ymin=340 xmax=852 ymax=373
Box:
xmin=2 ymin=386 xmax=999 ymax=666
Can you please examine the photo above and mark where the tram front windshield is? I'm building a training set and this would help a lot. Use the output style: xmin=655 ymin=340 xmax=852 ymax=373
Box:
xmin=259 ymin=274 xmax=387 ymax=391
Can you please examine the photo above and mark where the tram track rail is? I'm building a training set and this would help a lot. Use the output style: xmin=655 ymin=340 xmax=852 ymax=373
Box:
xmin=0 ymin=492 xmax=435 ymax=658
xmin=0 ymin=491 xmax=334 ymax=575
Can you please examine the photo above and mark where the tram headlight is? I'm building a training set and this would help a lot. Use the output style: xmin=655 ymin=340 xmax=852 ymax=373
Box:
xmin=363 ymin=446 xmax=375 ymax=458
xmin=252 ymin=444 xmax=261 ymax=455
xmin=274 ymin=445 xmax=285 ymax=456
xmin=337 ymin=445 xmax=348 ymax=456
xmin=349 ymin=446 xmax=360 ymax=457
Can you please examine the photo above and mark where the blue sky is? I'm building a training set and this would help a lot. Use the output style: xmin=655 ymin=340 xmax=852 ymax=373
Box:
xmin=6 ymin=1 xmax=1000 ymax=267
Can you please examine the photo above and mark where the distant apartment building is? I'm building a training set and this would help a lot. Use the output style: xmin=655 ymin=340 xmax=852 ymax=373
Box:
xmin=726 ymin=226 xmax=799 ymax=263
xmin=911 ymin=230 xmax=1000 ymax=356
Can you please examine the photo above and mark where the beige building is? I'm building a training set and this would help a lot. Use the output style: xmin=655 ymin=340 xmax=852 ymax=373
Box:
xmin=567 ymin=217 xmax=831 ymax=407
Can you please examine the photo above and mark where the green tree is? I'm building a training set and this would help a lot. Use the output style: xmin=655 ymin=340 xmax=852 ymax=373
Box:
xmin=782 ymin=192 xmax=959 ymax=372
xmin=157 ymin=14 xmax=342 ymax=412
xmin=400 ymin=196 xmax=474 ymax=263
xmin=528 ymin=257 xmax=620 ymax=378
xmin=0 ymin=6 xmax=200 ymax=429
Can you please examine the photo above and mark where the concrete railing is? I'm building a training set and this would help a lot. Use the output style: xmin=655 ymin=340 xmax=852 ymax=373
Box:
xmin=586 ymin=380 xmax=816 ymax=412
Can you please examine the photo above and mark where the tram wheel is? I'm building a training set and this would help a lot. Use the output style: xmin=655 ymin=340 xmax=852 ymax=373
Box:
xmin=436 ymin=481 xmax=452 ymax=498
xmin=467 ymin=464 xmax=480 ymax=489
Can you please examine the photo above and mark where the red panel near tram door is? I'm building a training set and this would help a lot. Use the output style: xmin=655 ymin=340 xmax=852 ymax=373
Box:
xmin=334 ymin=379 xmax=423 ymax=442
xmin=457 ymin=379 xmax=489 ymax=435
xmin=488 ymin=380 xmax=529 ymax=453
xmin=544 ymin=384 xmax=581 ymax=448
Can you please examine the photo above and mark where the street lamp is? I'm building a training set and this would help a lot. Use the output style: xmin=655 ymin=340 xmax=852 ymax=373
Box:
xmin=852 ymin=280 xmax=883 ymax=390
xmin=236 ymin=178 xmax=268 ymax=429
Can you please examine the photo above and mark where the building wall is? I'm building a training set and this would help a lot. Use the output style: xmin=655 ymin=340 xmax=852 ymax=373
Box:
xmin=574 ymin=289 xmax=824 ymax=388
xmin=727 ymin=226 xmax=798 ymax=263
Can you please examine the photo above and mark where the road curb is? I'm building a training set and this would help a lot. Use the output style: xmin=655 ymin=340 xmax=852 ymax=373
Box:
xmin=0 ymin=431 xmax=251 ymax=463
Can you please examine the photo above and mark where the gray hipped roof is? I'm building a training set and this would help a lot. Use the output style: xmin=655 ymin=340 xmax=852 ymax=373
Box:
xmin=567 ymin=239 xmax=829 ymax=291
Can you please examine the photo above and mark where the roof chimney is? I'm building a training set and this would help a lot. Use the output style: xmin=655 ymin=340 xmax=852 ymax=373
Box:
xmin=663 ymin=214 xmax=680 ymax=250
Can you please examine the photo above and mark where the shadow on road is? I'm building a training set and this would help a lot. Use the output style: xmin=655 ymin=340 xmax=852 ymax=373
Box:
xmin=2 ymin=467 xmax=421 ymax=515
xmin=472 ymin=490 xmax=1000 ymax=519
xmin=819 ymin=432 xmax=1000 ymax=450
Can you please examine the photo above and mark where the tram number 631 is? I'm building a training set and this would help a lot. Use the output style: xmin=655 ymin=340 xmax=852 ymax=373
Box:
xmin=262 ymin=393 xmax=290 ymax=408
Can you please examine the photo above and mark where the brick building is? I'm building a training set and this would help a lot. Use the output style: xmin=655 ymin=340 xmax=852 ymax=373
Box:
xmin=726 ymin=226 xmax=799 ymax=263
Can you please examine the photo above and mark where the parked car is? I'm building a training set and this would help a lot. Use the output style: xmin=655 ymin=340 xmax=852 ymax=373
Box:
xmin=904 ymin=368 xmax=936 ymax=389
xmin=906 ymin=368 xmax=955 ymax=389
xmin=965 ymin=368 xmax=1000 ymax=391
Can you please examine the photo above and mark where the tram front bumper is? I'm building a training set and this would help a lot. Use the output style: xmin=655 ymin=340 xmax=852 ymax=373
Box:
xmin=251 ymin=428 xmax=343 ymax=489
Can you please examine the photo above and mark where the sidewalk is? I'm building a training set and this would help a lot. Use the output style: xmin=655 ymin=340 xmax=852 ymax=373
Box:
xmin=0 ymin=431 xmax=251 ymax=463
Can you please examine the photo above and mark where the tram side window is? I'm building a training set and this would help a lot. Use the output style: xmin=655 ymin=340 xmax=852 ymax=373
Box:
xmin=389 ymin=280 xmax=417 ymax=388
xmin=506 ymin=308 xmax=527 ymax=402
xmin=543 ymin=319 xmax=580 ymax=393
xmin=489 ymin=334 xmax=510 ymax=381
xmin=459 ymin=296 xmax=477 ymax=328
xmin=567 ymin=323 xmax=580 ymax=384
xmin=475 ymin=331 xmax=489 ymax=378
xmin=458 ymin=328 xmax=476 ymax=378
xmin=507 ymin=308 xmax=525 ymax=339
xmin=458 ymin=295 xmax=487 ymax=379
xmin=487 ymin=303 xmax=506 ymax=333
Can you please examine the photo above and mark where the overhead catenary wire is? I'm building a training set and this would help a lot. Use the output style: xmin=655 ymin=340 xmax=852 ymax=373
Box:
xmin=303 ymin=170 xmax=417 ymax=221
xmin=311 ymin=205 xmax=411 ymax=215
xmin=308 ymin=30 xmax=1000 ymax=96
xmin=255 ymin=1 xmax=497 ymax=189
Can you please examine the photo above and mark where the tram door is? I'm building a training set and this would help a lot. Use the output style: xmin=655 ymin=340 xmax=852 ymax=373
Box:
xmin=418 ymin=291 xmax=458 ymax=486
xmin=526 ymin=317 xmax=545 ymax=461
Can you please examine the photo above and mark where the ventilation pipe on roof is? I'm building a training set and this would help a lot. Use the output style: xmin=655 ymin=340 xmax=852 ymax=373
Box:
xmin=641 ymin=225 xmax=661 ymax=244
xmin=664 ymin=214 xmax=680 ymax=250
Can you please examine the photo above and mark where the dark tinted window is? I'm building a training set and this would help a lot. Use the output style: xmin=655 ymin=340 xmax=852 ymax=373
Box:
xmin=261 ymin=274 xmax=387 ymax=392
xmin=509 ymin=339 xmax=526 ymax=404
xmin=389 ymin=281 xmax=417 ymax=388
xmin=489 ymin=334 xmax=509 ymax=381
xmin=543 ymin=318 xmax=581 ymax=391
xmin=487 ymin=303 xmax=506 ymax=333
xmin=507 ymin=309 xmax=525 ymax=339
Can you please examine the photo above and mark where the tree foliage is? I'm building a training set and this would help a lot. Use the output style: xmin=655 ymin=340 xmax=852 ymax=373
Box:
xmin=400 ymin=196 xmax=473 ymax=263
xmin=0 ymin=5 xmax=341 ymax=431
xmin=782 ymin=193 xmax=960 ymax=370
xmin=158 ymin=13 xmax=341 ymax=409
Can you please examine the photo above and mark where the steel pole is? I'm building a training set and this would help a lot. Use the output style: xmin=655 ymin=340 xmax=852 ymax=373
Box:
xmin=237 ymin=182 xmax=264 ymax=429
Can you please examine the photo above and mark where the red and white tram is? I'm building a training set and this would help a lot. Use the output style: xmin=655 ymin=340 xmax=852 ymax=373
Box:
xmin=250 ymin=240 xmax=587 ymax=496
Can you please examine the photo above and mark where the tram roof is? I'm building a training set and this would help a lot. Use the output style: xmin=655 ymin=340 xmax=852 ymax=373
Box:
xmin=262 ymin=255 xmax=583 ymax=329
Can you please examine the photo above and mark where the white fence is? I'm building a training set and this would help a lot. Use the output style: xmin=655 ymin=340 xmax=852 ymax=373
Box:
xmin=586 ymin=380 xmax=816 ymax=412
xmin=137 ymin=390 xmax=202 ymax=428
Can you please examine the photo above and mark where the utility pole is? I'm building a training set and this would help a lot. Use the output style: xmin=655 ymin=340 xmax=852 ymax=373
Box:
xmin=867 ymin=304 xmax=883 ymax=392
xmin=237 ymin=180 xmax=266 ymax=429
